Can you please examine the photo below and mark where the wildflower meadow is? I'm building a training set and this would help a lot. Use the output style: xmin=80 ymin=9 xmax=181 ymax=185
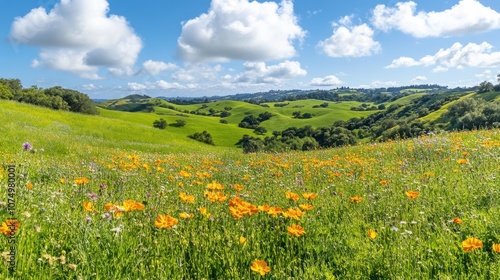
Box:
xmin=1 ymin=129 xmax=500 ymax=279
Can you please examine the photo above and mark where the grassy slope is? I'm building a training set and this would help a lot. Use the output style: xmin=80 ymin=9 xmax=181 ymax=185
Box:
xmin=0 ymin=100 xmax=222 ymax=157
xmin=99 ymin=99 xmax=380 ymax=144
xmin=419 ymin=92 xmax=476 ymax=123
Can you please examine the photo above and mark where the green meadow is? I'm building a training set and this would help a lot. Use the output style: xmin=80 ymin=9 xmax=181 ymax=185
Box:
xmin=1 ymin=99 xmax=500 ymax=279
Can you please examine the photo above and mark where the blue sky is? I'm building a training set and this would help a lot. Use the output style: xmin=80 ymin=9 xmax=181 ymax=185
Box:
xmin=1 ymin=0 xmax=500 ymax=98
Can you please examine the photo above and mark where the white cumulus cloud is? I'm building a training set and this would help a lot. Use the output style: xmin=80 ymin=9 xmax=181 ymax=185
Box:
xmin=318 ymin=16 xmax=381 ymax=57
xmin=177 ymin=0 xmax=305 ymax=62
xmin=372 ymin=0 xmax=500 ymax=38
xmin=142 ymin=60 xmax=178 ymax=75
xmin=310 ymin=75 xmax=344 ymax=86
xmin=386 ymin=42 xmax=500 ymax=69
xmin=234 ymin=60 xmax=306 ymax=85
xmin=10 ymin=0 xmax=142 ymax=79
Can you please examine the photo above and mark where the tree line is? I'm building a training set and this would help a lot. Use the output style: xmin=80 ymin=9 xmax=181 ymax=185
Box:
xmin=0 ymin=78 xmax=99 ymax=115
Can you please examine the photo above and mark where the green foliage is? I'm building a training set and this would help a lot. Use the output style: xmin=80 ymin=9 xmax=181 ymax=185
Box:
xmin=478 ymin=81 xmax=494 ymax=93
xmin=173 ymin=119 xmax=187 ymax=127
xmin=188 ymin=131 xmax=215 ymax=145
xmin=238 ymin=114 xmax=260 ymax=129
xmin=153 ymin=118 xmax=168 ymax=129
xmin=0 ymin=83 xmax=13 ymax=100
xmin=238 ymin=125 xmax=356 ymax=153
xmin=444 ymin=98 xmax=500 ymax=130
xmin=254 ymin=126 xmax=267 ymax=135
xmin=1 ymin=80 xmax=99 ymax=115
xmin=292 ymin=111 xmax=313 ymax=119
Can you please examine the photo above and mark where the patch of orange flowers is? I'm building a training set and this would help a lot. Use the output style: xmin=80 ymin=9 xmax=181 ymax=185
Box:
xmin=73 ymin=177 xmax=89 ymax=185
xmin=179 ymin=192 xmax=195 ymax=204
xmin=229 ymin=197 xmax=258 ymax=219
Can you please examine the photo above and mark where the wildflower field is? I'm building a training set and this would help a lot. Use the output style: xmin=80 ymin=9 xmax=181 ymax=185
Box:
xmin=1 ymin=127 xmax=500 ymax=278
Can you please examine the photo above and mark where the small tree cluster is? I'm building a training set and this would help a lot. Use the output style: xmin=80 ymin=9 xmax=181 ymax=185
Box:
xmin=188 ymin=131 xmax=215 ymax=145
xmin=153 ymin=118 xmax=167 ymax=129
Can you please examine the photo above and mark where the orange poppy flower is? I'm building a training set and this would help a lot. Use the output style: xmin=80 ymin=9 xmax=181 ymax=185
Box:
xmin=250 ymin=259 xmax=271 ymax=276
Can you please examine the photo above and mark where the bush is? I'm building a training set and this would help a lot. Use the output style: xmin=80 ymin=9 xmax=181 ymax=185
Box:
xmin=188 ymin=131 xmax=215 ymax=145
xmin=153 ymin=118 xmax=167 ymax=129
xmin=173 ymin=119 xmax=186 ymax=127
xmin=254 ymin=126 xmax=267 ymax=135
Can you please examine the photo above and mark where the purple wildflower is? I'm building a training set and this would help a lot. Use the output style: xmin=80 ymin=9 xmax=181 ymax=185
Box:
xmin=22 ymin=142 xmax=33 ymax=151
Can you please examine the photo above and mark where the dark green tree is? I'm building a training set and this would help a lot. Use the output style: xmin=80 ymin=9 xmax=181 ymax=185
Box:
xmin=153 ymin=118 xmax=167 ymax=129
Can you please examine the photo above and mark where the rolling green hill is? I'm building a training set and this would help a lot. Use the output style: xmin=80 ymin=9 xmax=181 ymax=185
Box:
xmin=0 ymin=100 xmax=223 ymax=157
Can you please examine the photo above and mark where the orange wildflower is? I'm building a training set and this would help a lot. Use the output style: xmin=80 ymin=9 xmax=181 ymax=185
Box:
xmin=250 ymin=259 xmax=271 ymax=276
xmin=287 ymin=224 xmax=306 ymax=237
xmin=204 ymin=191 xmax=227 ymax=202
xmin=492 ymin=243 xmax=500 ymax=253
xmin=267 ymin=207 xmax=283 ymax=217
xmin=155 ymin=215 xmax=178 ymax=229
xmin=462 ymin=237 xmax=483 ymax=252
xmin=286 ymin=191 xmax=299 ymax=201
xmin=379 ymin=180 xmax=389 ymax=185
xmin=0 ymin=220 xmax=20 ymax=236
xmin=179 ymin=213 xmax=194 ymax=219
xmin=233 ymin=184 xmax=244 ymax=191
xmin=206 ymin=180 xmax=224 ymax=190
xmin=302 ymin=193 xmax=317 ymax=200
xmin=405 ymin=190 xmax=419 ymax=199
xmin=457 ymin=158 xmax=468 ymax=165
xmin=83 ymin=201 xmax=96 ymax=212
xmin=282 ymin=208 xmax=305 ymax=220
xmin=179 ymin=192 xmax=195 ymax=204
xmin=179 ymin=170 xmax=192 ymax=177
xmin=73 ymin=177 xmax=89 ymax=185
xmin=299 ymin=204 xmax=314 ymax=211
xmin=453 ymin=217 xmax=463 ymax=225
xmin=26 ymin=183 xmax=33 ymax=190
xmin=258 ymin=204 xmax=270 ymax=212
xmin=349 ymin=195 xmax=362 ymax=203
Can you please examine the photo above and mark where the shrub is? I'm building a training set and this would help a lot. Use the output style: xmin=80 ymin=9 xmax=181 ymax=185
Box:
xmin=188 ymin=131 xmax=215 ymax=145
xmin=153 ymin=118 xmax=167 ymax=129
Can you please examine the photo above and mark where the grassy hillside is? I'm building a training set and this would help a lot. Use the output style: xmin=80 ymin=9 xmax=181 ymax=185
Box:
xmin=0 ymin=100 xmax=223 ymax=157
xmin=100 ymin=98 xmax=380 ymax=137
